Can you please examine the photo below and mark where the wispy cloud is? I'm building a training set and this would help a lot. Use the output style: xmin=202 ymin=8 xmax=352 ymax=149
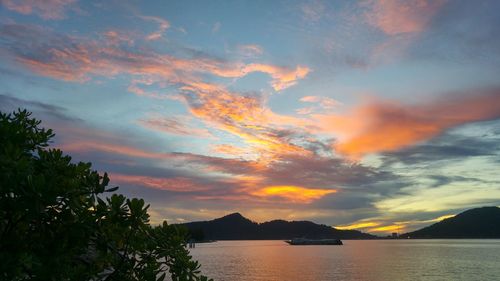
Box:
xmin=300 ymin=0 xmax=325 ymax=22
xmin=102 ymin=30 xmax=135 ymax=46
xmin=139 ymin=115 xmax=213 ymax=138
xmin=300 ymin=96 xmax=340 ymax=109
xmin=1 ymin=0 xmax=76 ymax=20
xmin=140 ymin=16 xmax=170 ymax=41
xmin=237 ymin=44 xmax=264 ymax=57
xmin=212 ymin=22 xmax=221 ymax=33
xmin=364 ymin=0 xmax=446 ymax=35
xmin=298 ymin=95 xmax=341 ymax=114
xmin=242 ymin=64 xmax=310 ymax=91
xmin=0 ymin=23 xmax=309 ymax=93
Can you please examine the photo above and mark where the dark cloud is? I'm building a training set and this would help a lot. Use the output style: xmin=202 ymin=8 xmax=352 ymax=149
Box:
xmin=313 ymin=191 xmax=376 ymax=210
xmin=0 ymin=94 xmax=80 ymax=122
xmin=259 ymin=154 xmax=393 ymax=188
xmin=380 ymin=128 xmax=500 ymax=167
xmin=425 ymin=175 xmax=487 ymax=188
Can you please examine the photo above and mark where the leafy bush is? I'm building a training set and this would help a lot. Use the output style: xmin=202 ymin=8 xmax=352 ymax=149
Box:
xmin=0 ymin=109 xmax=212 ymax=281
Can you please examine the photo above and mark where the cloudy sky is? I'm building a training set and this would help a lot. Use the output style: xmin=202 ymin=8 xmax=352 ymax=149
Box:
xmin=2 ymin=0 xmax=500 ymax=234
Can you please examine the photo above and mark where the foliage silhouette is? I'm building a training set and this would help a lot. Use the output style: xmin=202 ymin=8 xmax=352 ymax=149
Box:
xmin=0 ymin=109 xmax=212 ymax=281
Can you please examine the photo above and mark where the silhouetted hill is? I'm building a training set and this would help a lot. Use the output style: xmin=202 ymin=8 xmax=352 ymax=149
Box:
xmin=402 ymin=206 xmax=500 ymax=238
xmin=181 ymin=213 xmax=376 ymax=240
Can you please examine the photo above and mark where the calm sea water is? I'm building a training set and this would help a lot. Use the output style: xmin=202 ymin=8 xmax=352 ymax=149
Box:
xmin=189 ymin=240 xmax=500 ymax=281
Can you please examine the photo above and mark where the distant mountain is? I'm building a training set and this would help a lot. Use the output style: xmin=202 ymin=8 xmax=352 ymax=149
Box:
xmin=181 ymin=212 xmax=376 ymax=240
xmin=402 ymin=206 xmax=500 ymax=239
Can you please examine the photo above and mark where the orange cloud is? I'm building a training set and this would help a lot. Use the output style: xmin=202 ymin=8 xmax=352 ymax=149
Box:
xmin=364 ymin=0 xmax=446 ymax=35
xmin=314 ymin=89 xmax=500 ymax=158
xmin=183 ymin=62 xmax=310 ymax=91
xmin=59 ymin=141 xmax=173 ymax=160
xmin=243 ymin=64 xmax=310 ymax=91
xmin=111 ymin=174 xmax=208 ymax=192
xmin=2 ymin=24 xmax=309 ymax=93
xmin=179 ymin=82 xmax=311 ymax=161
xmin=2 ymin=0 xmax=76 ymax=20
xmin=2 ymin=24 xmax=314 ymax=168
xmin=252 ymin=185 xmax=337 ymax=203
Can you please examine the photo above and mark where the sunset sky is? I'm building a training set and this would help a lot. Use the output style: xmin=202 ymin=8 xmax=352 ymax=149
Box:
xmin=2 ymin=0 xmax=500 ymax=234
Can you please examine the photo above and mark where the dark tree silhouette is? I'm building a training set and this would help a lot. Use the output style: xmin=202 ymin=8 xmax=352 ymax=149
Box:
xmin=0 ymin=109 xmax=212 ymax=281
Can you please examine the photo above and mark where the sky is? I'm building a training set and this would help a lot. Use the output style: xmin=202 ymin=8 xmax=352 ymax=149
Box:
xmin=1 ymin=0 xmax=500 ymax=235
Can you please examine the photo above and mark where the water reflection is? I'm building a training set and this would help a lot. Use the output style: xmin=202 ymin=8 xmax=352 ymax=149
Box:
xmin=190 ymin=240 xmax=500 ymax=281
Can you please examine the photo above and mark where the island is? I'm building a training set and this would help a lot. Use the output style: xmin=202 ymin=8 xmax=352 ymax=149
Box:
xmin=402 ymin=206 xmax=500 ymax=239
xmin=180 ymin=212 xmax=375 ymax=241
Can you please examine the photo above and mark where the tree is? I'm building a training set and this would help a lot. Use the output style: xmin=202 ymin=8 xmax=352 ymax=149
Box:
xmin=0 ymin=109 xmax=212 ymax=281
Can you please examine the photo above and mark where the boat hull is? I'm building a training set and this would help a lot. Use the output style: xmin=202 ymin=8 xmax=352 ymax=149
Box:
xmin=285 ymin=238 xmax=343 ymax=245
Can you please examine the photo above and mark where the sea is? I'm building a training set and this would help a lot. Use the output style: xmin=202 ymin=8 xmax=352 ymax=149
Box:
xmin=189 ymin=240 xmax=500 ymax=281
